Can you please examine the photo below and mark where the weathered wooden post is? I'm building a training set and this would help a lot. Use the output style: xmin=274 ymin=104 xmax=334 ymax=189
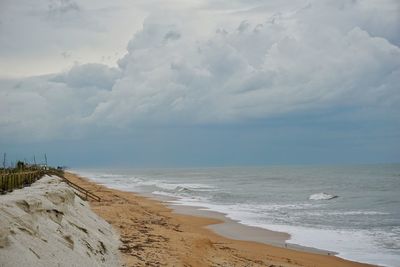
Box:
xmin=19 ymin=173 xmax=23 ymax=188
xmin=8 ymin=174 xmax=12 ymax=192
xmin=0 ymin=174 xmax=4 ymax=194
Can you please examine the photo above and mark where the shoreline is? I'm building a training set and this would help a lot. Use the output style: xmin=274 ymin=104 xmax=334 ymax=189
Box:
xmin=143 ymin=192 xmax=336 ymax=256
xmin=168 ymin=204 xmax=336 ymax=256
xmin=65 ymin=171 xmax=375 ymax=267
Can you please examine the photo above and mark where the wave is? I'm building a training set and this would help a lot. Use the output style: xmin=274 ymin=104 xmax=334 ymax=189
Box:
xmin=309 ymin=192 xmax=338 ymax=200
xmin=152 ymin=191 xmax=212 ymax=203
xmin=139 ymin=180 xmax=216 ymax=192
xmin=152 ymin=191 xmax=178 ymax=198
xmin=96 ymin=174 xmax=126 ymax=179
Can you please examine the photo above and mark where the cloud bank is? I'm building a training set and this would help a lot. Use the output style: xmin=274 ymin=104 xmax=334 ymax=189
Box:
xmin=1 ymin=0 xmax=399 ymax=143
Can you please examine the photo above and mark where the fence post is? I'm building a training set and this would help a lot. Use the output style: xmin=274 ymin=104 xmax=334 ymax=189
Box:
xmin=8 ymin=174 xmax=11 ymax=192
xmin=1 ymin=175 xmax=4 ymax=194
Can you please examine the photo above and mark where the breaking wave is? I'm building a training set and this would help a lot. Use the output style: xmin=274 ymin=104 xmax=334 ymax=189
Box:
xmin=309 ymin=192 xmax=338 ymax=200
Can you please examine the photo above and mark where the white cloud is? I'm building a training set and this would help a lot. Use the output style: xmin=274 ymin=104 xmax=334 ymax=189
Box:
xmin=0 ymin=0 xmax=399 ymax=141
xmin=87 ymin=2 xmax=400 ymax=124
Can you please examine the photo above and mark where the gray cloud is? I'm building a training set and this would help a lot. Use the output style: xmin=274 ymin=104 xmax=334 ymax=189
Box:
xmin=51 ymin=63 xmax=121 ymax=90
xmin=0 ymin=0 xmax=147 ymax=76
xmin=87 ymin=4 xmax=400 ymax=125
xmin=1 ymin=0 xmax=399 ymax=142
xmin=164 ymin=30 xmax=181 ymax=42
xmin=47 ymin=0 xmax=80 ymax=17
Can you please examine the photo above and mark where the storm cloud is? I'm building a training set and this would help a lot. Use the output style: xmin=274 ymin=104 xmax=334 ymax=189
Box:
xmin=1 ymin=0 xmax=399 ymax=165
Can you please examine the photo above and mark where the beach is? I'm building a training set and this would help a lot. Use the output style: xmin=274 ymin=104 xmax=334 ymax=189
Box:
xmin=2 ymin=1 xmax=398 ymax=266
xmin=64 ymin=171 xmax=374 ymax=267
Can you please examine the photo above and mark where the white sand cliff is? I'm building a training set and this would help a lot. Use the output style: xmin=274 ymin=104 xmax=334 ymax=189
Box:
xmin=0 ymin=175 xmax=121 ymax=267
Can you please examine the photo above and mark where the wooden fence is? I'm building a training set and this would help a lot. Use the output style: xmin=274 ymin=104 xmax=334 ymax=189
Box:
xmin=0 ymin=170 xmax=45 ymax=194
xmin=0 ymin=169 xmax=101 ymax=201
xmin=60 ymin=176 xmax=101 ymax=202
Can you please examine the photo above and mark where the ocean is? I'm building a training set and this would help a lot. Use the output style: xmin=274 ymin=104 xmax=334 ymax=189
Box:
xmin=75 ymin=164 xmax=400 ymax=266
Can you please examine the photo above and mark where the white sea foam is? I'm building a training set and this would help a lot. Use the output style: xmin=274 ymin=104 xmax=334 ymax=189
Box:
xmin=164 ymin=199 xmax=400 ymax=266
xmin=309 ymin=192 xmax=338 ymax=200
xmin=152 ymin=191 xmax=176 ymax=197
xmin=305 ymin=210 xmax=390 ymax=216
xmin=258 ymin=224 xmax=400 ymax=267
xmin=97 ymin=174 xmax=126 ymax=179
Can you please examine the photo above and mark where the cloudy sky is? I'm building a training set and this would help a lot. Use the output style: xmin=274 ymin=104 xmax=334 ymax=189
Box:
xmin=1 ymin=0 xmax=399 ymax=167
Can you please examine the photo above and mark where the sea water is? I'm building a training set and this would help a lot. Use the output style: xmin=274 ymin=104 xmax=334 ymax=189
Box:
xmin=75 ymin=164 xmax=400 ymax=266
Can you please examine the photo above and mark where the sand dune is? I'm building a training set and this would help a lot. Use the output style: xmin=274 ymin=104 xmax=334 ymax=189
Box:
xmin=0 ymin=175 xmax=121 ymax=267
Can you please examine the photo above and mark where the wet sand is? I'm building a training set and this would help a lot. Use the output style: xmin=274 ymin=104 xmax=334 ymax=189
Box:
xmin=64 ymin=172 xmax=375 ymax=267
xmin=170 ymin=205 xmax=332 ymax=255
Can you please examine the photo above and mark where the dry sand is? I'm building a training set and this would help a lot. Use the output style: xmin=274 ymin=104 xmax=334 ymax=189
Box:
xmin=65 ymin=172 xmax=375 ymax=267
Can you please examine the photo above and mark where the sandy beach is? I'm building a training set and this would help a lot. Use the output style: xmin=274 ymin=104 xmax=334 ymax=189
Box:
xmin=64 ymin=172 xmax=375 ymax=267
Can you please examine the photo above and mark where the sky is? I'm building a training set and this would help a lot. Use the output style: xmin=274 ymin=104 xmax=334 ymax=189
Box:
xmin=0 ymin=0 xmax=399 ymax=168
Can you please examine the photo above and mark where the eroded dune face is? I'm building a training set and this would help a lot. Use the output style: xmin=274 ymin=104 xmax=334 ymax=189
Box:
xmin=0 ymin=176 xmax=121 ymax=267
